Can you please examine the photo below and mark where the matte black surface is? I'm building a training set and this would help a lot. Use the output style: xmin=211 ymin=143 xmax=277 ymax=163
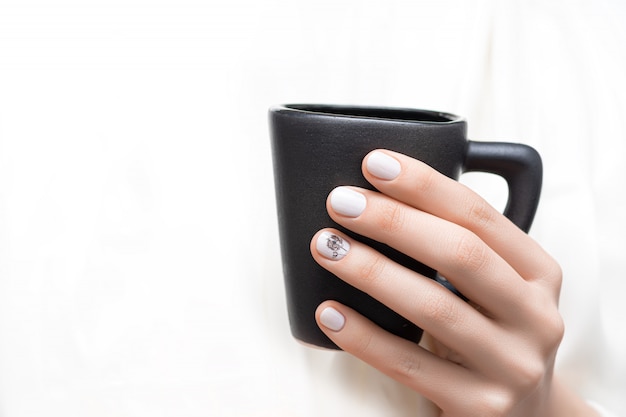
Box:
xmin=270 ymin=104 xmax=542 ymax=349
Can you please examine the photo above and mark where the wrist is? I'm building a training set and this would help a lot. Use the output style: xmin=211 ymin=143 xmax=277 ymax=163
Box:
xmin=544 ymin=377 xmax=601 ymax=417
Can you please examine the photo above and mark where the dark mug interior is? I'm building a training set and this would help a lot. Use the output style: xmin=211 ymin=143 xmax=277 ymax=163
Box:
xmin=284 ymin=104 xmax=462 ymax=123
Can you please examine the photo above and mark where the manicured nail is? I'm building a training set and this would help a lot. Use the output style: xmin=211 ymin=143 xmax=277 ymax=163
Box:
xmin=316 ymin=231 xmax=351 ymax=260
xmin=330 ymin=187 xmax=366 ymax=217
xmin=366 ymin=151 xmax=401 ymax=180
xmin=319 ymin=307 xmax=345 ymax=331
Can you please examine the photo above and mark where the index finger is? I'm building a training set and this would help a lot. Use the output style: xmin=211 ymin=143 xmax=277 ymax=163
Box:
xmin=362 ymin=150 xmax=561 ymax=289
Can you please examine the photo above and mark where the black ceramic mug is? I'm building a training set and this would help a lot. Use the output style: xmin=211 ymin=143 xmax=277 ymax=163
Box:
xmin=269 ymin=104 xmax=542 ymax=349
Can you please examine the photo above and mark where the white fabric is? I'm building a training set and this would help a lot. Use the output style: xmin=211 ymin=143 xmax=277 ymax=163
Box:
xmin=0 ymin=0 xmax=624 ymax=416
xmin=590 ymin=401 xmax=622 ymax=417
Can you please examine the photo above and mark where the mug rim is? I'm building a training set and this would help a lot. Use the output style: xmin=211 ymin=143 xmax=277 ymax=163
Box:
xmin=272 ymin=104 xmax=464 ymax=124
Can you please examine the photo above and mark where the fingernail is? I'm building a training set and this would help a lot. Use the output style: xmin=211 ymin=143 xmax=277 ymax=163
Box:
xmin=330 ymin=187 xmax=366 ymax=217
xmin=316 ymin=231 xmax=351 ymax=260
xmin=366 ymin=151 xmax=401 ymax=180
xmin=319 ymin=307 xmax=345 ymax=332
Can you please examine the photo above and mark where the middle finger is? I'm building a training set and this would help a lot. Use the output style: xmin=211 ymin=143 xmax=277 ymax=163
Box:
xmin=326 ymin=186 xmax=529 ymax=322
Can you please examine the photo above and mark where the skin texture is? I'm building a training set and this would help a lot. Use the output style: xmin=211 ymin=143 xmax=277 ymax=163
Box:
xmin=310 ymin=150 xmax=599 ymax=417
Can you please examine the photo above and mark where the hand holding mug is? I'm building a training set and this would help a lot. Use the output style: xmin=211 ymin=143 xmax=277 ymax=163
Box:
xmin=270 ymin=104 xmax=542 ymax=349
xmin=311 ymin=149 xmax=573 ymax=417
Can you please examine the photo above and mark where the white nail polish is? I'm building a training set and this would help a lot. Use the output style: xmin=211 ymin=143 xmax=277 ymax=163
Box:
xmin=317 ymin=231 xmax=351 ymax=260
xmin=320 ymin=307 xmax=345 ymax=331
xmin=367 ymin=151 xmax=401 ymax=180
xmin=330 ymin=187 xmax=366 ymax=217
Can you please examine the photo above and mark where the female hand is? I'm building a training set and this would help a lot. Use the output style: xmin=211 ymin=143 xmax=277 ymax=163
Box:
xmin=310 ymin=150 xmax=596 ymax=417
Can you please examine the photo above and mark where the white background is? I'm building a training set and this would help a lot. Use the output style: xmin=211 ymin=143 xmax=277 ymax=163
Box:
xmin=1 ymin=0 xmax=625 ymax=416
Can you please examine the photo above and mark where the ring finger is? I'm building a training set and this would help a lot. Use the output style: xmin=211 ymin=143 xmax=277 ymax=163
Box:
xmin=311 ymin=228 xmax=500 ymax=369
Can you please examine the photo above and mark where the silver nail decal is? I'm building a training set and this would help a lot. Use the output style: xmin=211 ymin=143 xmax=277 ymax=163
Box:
xmin=317 ymin=231 xmax=350 ymax=260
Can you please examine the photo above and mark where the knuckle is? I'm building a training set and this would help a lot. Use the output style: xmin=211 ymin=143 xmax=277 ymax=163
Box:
xmin=497 ymin=348 xmax=547 ymax=393
xmin=524 ymin=294 xmax=565 ymax=349
xmin=548 ymin=313 xmax=566 ymax=346
xmin=420 ymin=288 xmax=461 ymax=329
xmin=539 ymin=308 xmax=565 ymax=349
xmin=534 ymin=257 xmax=563 ymax=287
xmin=414 ymin=164 xmax=438 ymax=195
xmin=473 ymin=348 xmax=556 ymax=416
xmin=547 ymin=261 xmax=563 ymax=288
xmin=376 ymin=200 xmax=406 ymax=234
xmin=465 ymin=196 xmax=497 ymax=229
xmin=350 ymin=330 xmax=374 ymax=357
xmin=387 ymin=351 xmax=423 ymax=384
xmin=356 ymin=255 xmax=387 ymax=287
xmin=451 ymin=232 xmax=489 ymax=274
xmin=474 ymin=389 xmax=517 ymax=417
xmin=511 ymin=358 xmax=546 ymax=392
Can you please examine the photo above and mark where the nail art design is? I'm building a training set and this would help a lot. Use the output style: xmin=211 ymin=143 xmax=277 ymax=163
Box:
xmin=327 ymin=234 xmax=347 ymax=258
xmin=317 ymin=231 xmax=351 ymax=260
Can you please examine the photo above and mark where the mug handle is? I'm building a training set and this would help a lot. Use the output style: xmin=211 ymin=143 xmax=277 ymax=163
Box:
xmin=463 ymin=141 xmax=543 ymax=233
xmin=437 ymin=141 xmax=543 ymax=298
